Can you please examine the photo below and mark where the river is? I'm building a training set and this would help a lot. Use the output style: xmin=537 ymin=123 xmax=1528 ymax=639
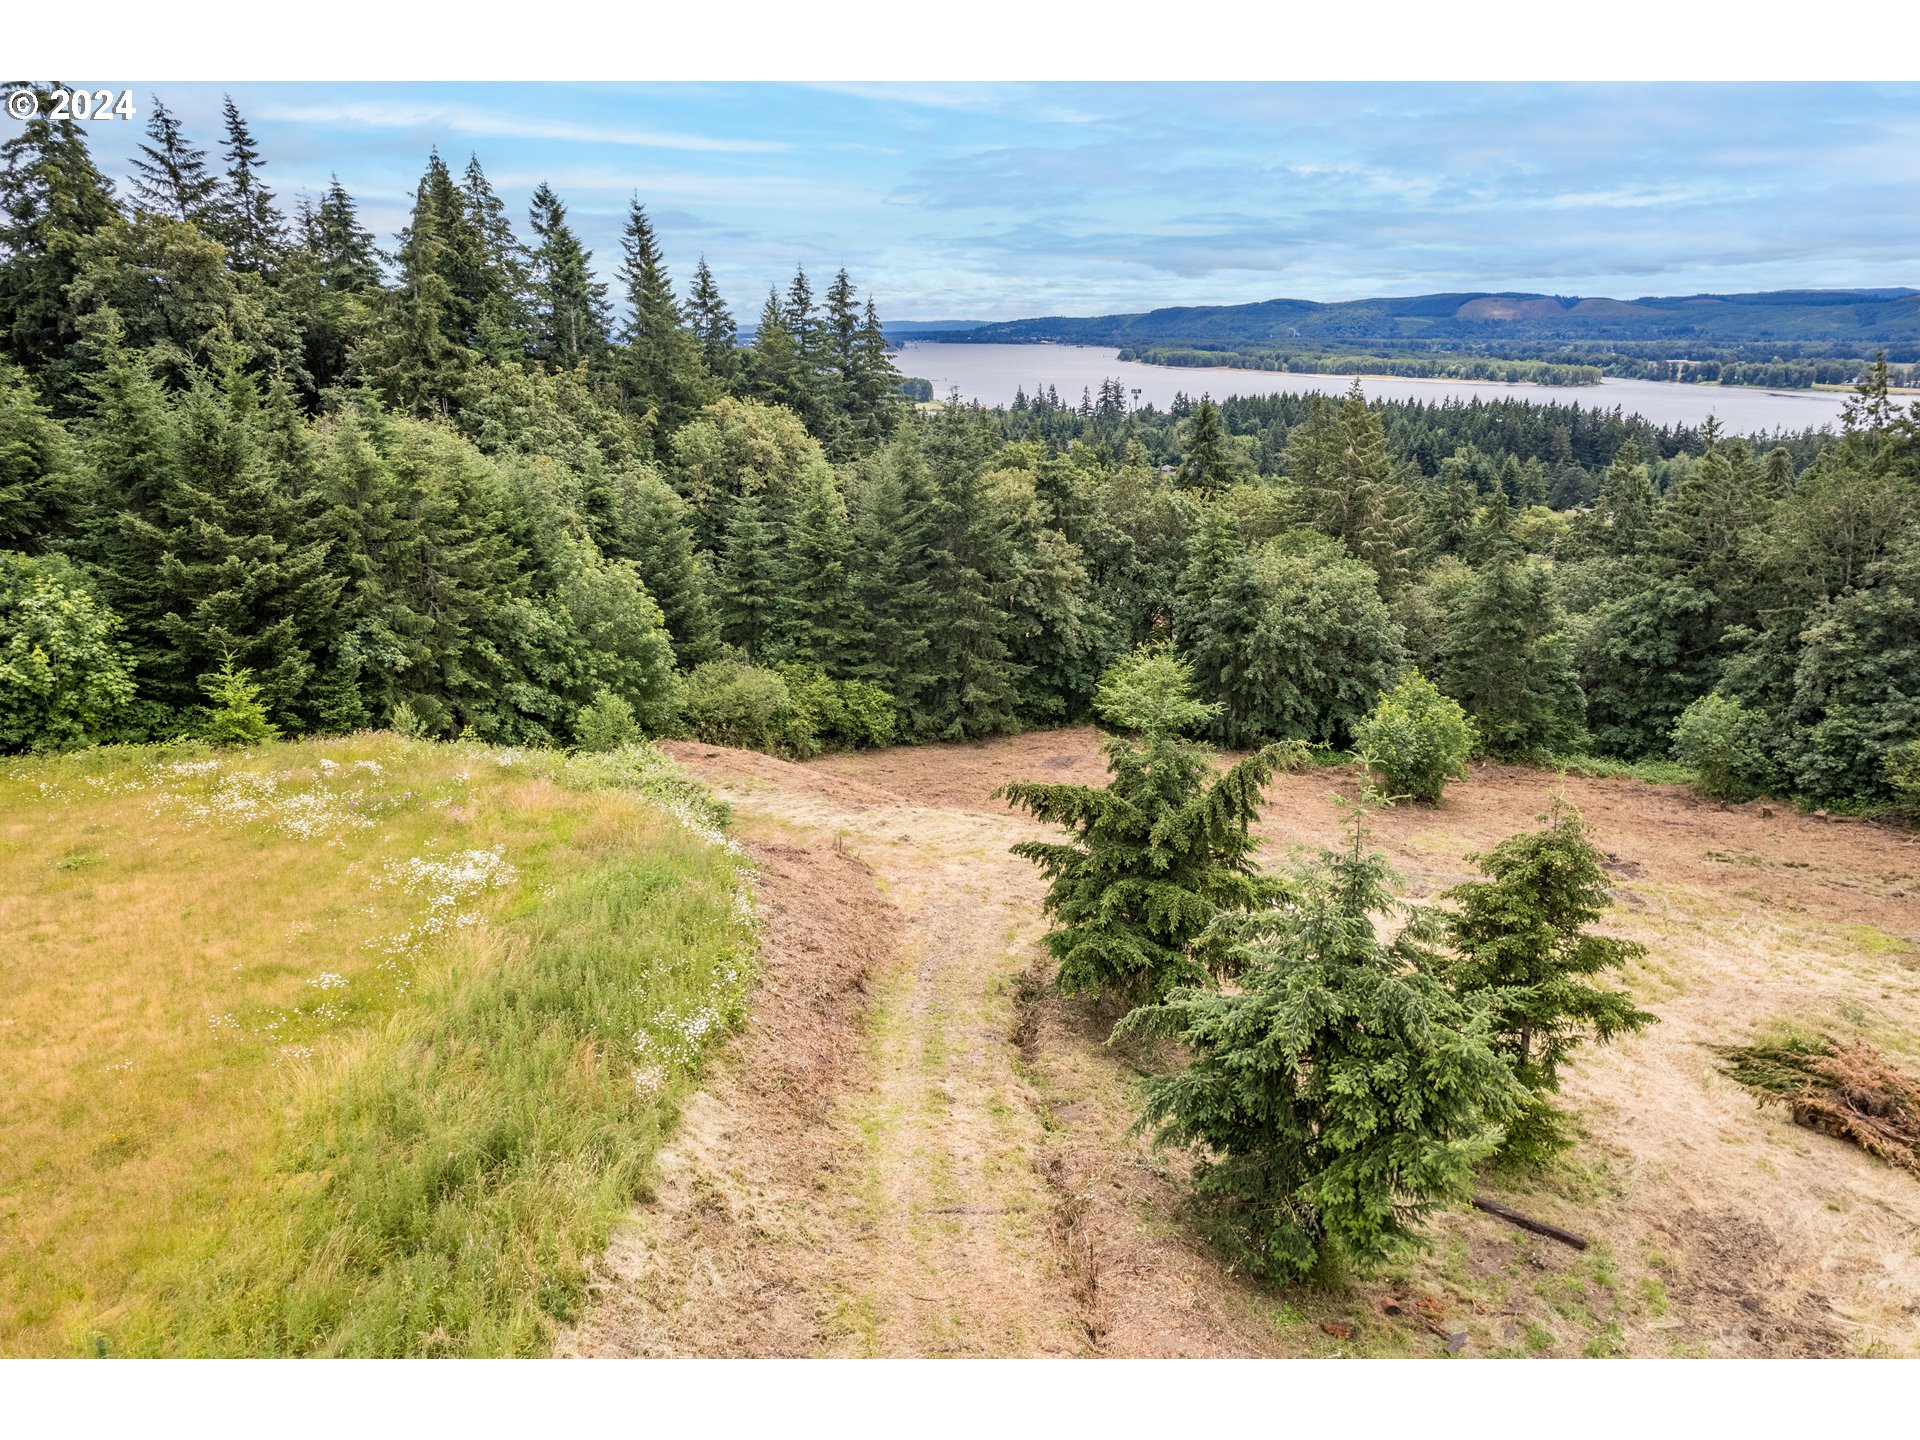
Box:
xmin=895 ymin=341 xmax=1854 ymax=435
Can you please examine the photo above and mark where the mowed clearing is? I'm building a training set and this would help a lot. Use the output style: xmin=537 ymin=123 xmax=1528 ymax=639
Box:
xmin=568 ymin=727 xmax=1920 ymax=1358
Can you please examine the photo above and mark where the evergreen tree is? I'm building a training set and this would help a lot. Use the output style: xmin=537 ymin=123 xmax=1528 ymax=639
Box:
xmin=0 ymin=82 xmax=120 ymax=381
xmin=373 ymin=151 xmax=479 ymax=410
xmin=614 ymin=198 xmax=705 ymax=436
xmin=308 ymin=176 xmax=380 ymax=293
xmin=1000 ymin=644 xmax=1300 ymax=1004
xmin=1443 ymin=798 xmax=1655 ymax=1162
xmin=597 ymin=463 xmax=717 ymax=664
xmin=1117 ymin=805 xmax=1523 ymax=1280
xmin=844 ymin=435 xmax=938 ymax=707
xmin=199 ymin=654 xmax=280 ymax=745
xmin=747 ymin=287 xmax=807 ymax=417
xmin=714 ymin=488 xmax=780 ymax=659
xmin=778 ymin=462 xmax=854 ymax=668
xmin=916 ymin=409 xmax=1026 ymax=738
xmin=527 ymin=182 xmax=610 ymax=370
xmin=130 ymin=97 xmax=217 ymax=224
xmin=685 ymin=256 xmax=737 ymax=381
xmin=149 ymin=368 xmax=341 ymax=722
xmin=460 ymin=155 xmax=534 ymax=359
xmin=850 ymin=296 xmax=902 ymax=448
xmin=206 ymin=95 xmax=283 ymax=273
xmin=1577 ymin=439 xmax=1657 ymax=557
xmin=0 ymin=361 xmax=84 ymax=547
xmin=1173 ymin=394 xmax=1237 ymax=490
xmin=1444 ymin=516 xmax=1585 ymax=757
xmin=1285 ymin=382 xmax=1417 ymax=588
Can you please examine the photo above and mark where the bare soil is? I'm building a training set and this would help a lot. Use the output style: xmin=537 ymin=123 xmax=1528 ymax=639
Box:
xmin=569 ymin=729 xmax=1920 ymax=1358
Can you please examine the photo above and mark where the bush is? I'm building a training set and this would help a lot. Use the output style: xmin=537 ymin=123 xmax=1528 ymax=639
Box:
xmin=1352 ymin=671 xmax=1477 ymax=803
xmin=574 ymin=686 xmax=639 ymax=752
xmin=0 ymin=551 xmax=134 ymax=753
xmin=1887 ymin=739 xmax=1920 ymax=822
xmin=679 ymin=659 xmax=812 ymax=756
xmin=775 ymin=663 xmax=897 ymax=752
xmin=200 ymin=657 xmax=279 ymax=747
xmin=1671 ymin=693 xmax=1773 ymax=800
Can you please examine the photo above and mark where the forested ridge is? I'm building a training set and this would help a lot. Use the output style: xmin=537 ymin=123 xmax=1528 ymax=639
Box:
xmin=3 ymin=84 xmax=1917 ymax=810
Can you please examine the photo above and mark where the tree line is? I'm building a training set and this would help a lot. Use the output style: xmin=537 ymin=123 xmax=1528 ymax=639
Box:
xmin=3 ymin=83 xmax=1917 ymax=813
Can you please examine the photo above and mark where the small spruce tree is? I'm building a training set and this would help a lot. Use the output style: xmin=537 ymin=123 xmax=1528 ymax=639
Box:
xmin=998 ymin=644 xmax=1301 ymax=1005
xmin=200 ymin=655 xmax=279 ymax=746
xmin=1118 ymin=803 xmax=1523 ymax=1280
xmin=1442 ymin=797 xmax=1656 ymax=1163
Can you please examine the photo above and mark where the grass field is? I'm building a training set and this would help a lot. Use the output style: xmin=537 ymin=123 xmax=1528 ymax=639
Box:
xmin=0 ymin=735 xmax=753 ymax=1356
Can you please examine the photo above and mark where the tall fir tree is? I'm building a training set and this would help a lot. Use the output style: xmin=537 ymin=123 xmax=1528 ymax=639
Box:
xmin=526 ymin=182 xmax=610 ymax=371
xmin=614 ymin=198 xmax=706 ymax=437
xmin=0 ymin=83 xmax=120 ymax=382
xmin=130 ymin=97 xmax=217 ymax=224
xmin=778 ymin=463 xmax=855 ymax=669
xmin=714 ymin=488 xmax=780 ymax=660
xmin=685 ymin=255 xmax=737 ymax=381
xmin=747 ymin=286 xmax=807 ymax=416
xmin=205 ymin=95 xmax=283 ymax=273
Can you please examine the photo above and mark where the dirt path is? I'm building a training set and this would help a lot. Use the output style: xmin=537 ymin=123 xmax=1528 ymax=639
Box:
xmin=563 ymin=741 xmax=1290 ymax=1356
xmin=568 ymin=729 xmax=1920 ymax=1359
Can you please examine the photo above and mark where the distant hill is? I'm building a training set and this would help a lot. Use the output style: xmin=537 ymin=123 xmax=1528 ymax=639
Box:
xmin=919 ymin=289 xmax=1920 ymax=348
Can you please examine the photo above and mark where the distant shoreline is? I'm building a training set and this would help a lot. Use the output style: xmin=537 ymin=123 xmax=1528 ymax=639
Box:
xmin=895 ymin=339 xmax=1903 ymax=397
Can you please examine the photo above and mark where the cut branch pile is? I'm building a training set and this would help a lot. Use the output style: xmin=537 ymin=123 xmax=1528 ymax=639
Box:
xmin=1717 ymin=1035 xmax=1920 ymax=1176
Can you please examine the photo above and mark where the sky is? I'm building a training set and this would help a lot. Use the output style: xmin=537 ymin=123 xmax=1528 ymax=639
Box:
xmin=63 ymin=81 xmax=1920 ymax=323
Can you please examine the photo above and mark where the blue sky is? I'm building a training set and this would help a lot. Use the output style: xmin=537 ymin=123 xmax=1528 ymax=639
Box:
xmin=68 ymin=81 xmax=1920 ymax=321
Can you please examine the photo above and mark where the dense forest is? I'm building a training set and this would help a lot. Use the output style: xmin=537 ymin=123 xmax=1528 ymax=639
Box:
xmin=3 ymin=84 xmax=1917 ymax=809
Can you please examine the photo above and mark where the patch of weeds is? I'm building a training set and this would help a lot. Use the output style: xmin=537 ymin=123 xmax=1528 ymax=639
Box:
xmin=1847 ymin=925 xmax=1914 ymax=956
xmin=1640 ymin=1276 xmax=1669 ymax=1317
xmin=51 ymin=848 xmax=101 ymax=871
xmin=1588 ymin=1241 xmax=1618 ymax=1292
xmin=1523 ymin=1321 xmax=1555 ymax=1353
xmin=1582 ymin=1321 xmax=1627 ymax=1357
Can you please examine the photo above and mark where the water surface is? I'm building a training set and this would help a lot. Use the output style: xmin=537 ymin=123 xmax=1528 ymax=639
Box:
xmin=897 ymin=341 xmax=1852 ymax=434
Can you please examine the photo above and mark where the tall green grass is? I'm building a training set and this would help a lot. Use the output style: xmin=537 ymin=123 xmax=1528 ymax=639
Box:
xmin=106 ymin=746 xmax=753 ymax=1357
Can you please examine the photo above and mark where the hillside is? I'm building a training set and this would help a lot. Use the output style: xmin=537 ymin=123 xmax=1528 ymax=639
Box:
xmin=919 ymin=288 xmax=1920 ymax=348
xmin=564 ymin=730 xmax=1920 ymax=1358
xmin=0 ymin=735 xmax=752 ymax=1357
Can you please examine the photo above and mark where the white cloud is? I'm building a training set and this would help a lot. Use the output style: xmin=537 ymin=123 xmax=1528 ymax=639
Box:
xmin=254 ymin=100 xmax=790 ymax=154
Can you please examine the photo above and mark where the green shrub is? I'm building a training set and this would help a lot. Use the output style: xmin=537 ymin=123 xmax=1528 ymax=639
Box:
xmin=775 ymin=663 xmax=897 ymax=751
xmin=1352 ymin=671 xmax=1477 ymax=804
xmin=573 ymin=686 xmax=639 ymax=752
xmin=680 ymin=658 xmax=813 ymax=756
xmin=1885 ymin=739 xmax=1920 ymax=821
xmin=1670 ymin=693 xmax=1773 ymax=800
xmin=200 ymin=657 xmax=279 ymax=747
xmin=0 ymin=551 xmax=134 ymax=753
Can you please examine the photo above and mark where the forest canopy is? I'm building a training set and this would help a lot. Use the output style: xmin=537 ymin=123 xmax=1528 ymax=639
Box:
xmin=3 ymin=83 xmax=1916 ymax=810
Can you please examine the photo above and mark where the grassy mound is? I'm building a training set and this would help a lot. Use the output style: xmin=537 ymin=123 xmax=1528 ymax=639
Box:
xmin=0 ymin=735 xmax=753 ymax=1356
